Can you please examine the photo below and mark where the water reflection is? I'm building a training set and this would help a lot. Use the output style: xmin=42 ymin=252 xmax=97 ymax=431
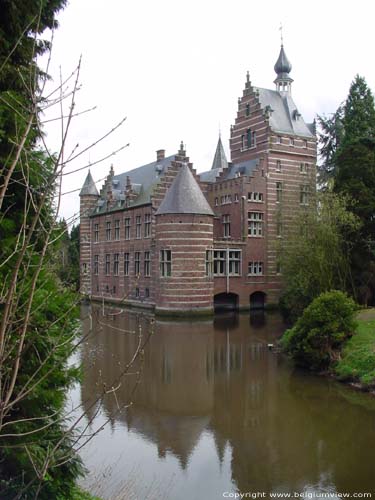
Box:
xmin=79 ymin=304 xmax=375 ymax=499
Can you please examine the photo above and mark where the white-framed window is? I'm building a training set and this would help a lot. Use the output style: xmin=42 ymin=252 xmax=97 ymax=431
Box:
xmin=213 ymin=249 xmax=241 ymax=276
xmin=124 ymin=253 xmax=129 ymax=276
xmin=160 ymin=250 xmax=171 ymax=277
xmin=93 ymin=255 xmax=99 ymax=275
xmin=144 ymin=213 xmax=151 ymax=237
xmin=248 ymin=192 xmax=264 ymax=202
xmin=276 ymin=136 xmax=282 ymax=144
xmin=215 ymin=197 xmax=218 ymax=207
xmin=206 ymin=249 xmax=213 ymax=277
xmin=114 ymin=219 xmax=120 ymax=240
xmin=113 ymin=253 xmax=119 ymax=275
xmin=221 ymin=194 xmax=232 ymax=205
xmin=300 ymin=185 xmax=310 ymax=205
xmin=213 ymin=250 xmax=226 ymax=276
xmin=276 ymin=182 xmax=282 ymax=202
xmin=105 ymin=254 xmax=110 ymax=275
xmin=135 ymin=215 xmax=141 ymax=239
xmin=234 ymin=193 xmax=239 ymax=203
xmin=248 ymin=261 xmax=263 ymax=276
xmin=223 ymin=214 xmax=230 ymax=238
xmin=124 ymin=217 xmax=131 ymax=240
xmin=94 ymin=223 xmax=99 ymax=242
xmin=276 ymin=160 xmax=281 ymax=172
xmin=144 ymin=251 xmax=151 ymax=276
xmin=248 ymin=212 xmax=264 ymax=237
xmin=106 ymin=221 xmax=111 ymax=241
xmin=290 ymin=137 xmax=294 ymax=146
xmin=228 ymin=250 xmax=241 ymax=275
xmin=135 ymin=252 xmax=141 ymax=275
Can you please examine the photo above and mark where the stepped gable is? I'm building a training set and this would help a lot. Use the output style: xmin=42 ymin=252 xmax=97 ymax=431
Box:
xmin=79 ymin=170 xmax=99 ymax=196
xmin=156 ymin=163 xmax=214 ymax=216
xmin=255 ymin=87 xmax=314 ymax=137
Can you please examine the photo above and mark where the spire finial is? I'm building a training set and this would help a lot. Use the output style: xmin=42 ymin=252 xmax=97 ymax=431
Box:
xmin=246 ymin=70 xmax=250 ymax=83
xmin=279 ymin=22 xmax=284 ymax=46
xmin=219 ymin=122 xmax=221 ymax=138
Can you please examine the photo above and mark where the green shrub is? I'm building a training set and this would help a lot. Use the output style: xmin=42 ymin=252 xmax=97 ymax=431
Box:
xmin=281 ymin=290 xmax=358 ymax=371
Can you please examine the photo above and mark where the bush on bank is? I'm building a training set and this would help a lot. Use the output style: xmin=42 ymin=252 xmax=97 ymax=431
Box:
xmin=281 ymin=290 xmax=358 ymax=371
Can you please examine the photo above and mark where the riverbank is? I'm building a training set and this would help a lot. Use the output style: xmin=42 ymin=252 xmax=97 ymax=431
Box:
xmin=335 ymin=309 xmax=375 ymax=393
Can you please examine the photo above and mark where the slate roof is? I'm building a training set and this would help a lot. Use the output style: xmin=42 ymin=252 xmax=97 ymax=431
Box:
xmin=274 ymin=45 xmax=292 ymax=79
xmin=211 ymin=136 xmax=228 ymax=171
xmin=255 ymin=87 xmax=314 ymax=138
xmin=200 ymin=158 xmax=259 ymax=184
xmin=156 ymin=164 xmax=214 ymax=216
xmin=80 ymin=170 xmax=99 ymax=196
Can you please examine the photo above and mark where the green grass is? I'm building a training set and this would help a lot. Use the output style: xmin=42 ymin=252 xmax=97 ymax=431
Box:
xmin=335 ymin=314 xmax=375 ymax=387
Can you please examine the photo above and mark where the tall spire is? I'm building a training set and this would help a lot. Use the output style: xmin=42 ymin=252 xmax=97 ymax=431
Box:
xmin=79 ymin=170 xmax=99 ymax=196
xmin=211 ymin=135 xmax=228 ymax=171
xmin=274 ymin=42 xmax=293 ymax=94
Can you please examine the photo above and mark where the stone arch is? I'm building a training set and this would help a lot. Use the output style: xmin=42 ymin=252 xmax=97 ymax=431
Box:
xmin=250 ymin=291 xmax=266 ymax=310
xmin=214 ymin=293 xmax=239 ymax=312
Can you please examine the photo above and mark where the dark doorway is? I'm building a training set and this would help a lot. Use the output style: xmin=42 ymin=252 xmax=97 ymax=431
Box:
xmin=250 ymin=291 xmax=266 ymax=310
xmin=214 ymin=293 xmax=239 ymax=312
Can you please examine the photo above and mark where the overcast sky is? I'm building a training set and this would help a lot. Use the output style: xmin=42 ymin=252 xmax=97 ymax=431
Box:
xmin=42 ymin=0 xmax=375 ymax=224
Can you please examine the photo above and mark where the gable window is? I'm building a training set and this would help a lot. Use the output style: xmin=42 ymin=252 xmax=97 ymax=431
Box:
xmin=144 ymin=251 xmax=151 ymax=276
xmin=252 ymin=131 xmax=256 ymax=147
xmin=94 ymin=255 xmax=99 ymax=275
xmin=248 ymin=212 xmax=264 ymax=237
xmin=248 ymin=261 xmax=263 ymax=276
xmin=276 ymin=182 xmax=283 ymax=202
xmin=144 ymin=213 xmax=151 ymax=237
xmin=114 ymin=219 xmax=120 ymax=240
xmin=241 ymin=134 xmax=245 ymax=150
xmin=300 ymin=185 xmax=310 ymax=205
xmin=135 ymin=252 xmax=141 ymax=275
xmin=113 ymin=253 xmax=119 ymax=275
xmin=247 ymin=128 xmax=252 ymax=148
xmin=125 ymin=218 xmax=131 ymax=240
xmin=135 ymin=215 xmax=141 ymax=239
xmin=105 ymin=254 xmax=110 ymax=275
xmin=106 ymin=221 xmax=111 ymax=241
xmin=160 ymin=250 xmax=172 ymax=277
xmin=223 ymin=214 xmax=231 ymax=238
xmin=276 ymin=160 xmax=281 ymax=172
xmin=245 ymin=103 xmax=250 ymax=116
xmin=94 ymin=223 xmax=99 ymax=242
xmin=124 ymin=253 xmax=129 ymax=276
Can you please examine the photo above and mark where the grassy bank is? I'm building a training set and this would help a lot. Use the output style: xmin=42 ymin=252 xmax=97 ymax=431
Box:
xmin=335 ymin=309 xmax=375 ymax=389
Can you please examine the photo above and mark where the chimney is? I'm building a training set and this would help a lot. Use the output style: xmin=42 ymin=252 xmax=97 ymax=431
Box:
xmin=156 ymin=149 xmax=165 ymax=162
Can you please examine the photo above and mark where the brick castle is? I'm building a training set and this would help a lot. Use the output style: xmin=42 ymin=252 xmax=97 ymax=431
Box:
xmin=79 ymin=44 xmax=316 ymax=314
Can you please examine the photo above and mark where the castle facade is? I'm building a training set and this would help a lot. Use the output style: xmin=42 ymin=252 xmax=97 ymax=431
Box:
xmin=79 ymin=45 xmax=316 ymax=314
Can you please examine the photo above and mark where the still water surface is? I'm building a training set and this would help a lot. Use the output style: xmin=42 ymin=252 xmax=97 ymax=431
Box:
xmin=72 ymin=304 xmax=375 ymax=499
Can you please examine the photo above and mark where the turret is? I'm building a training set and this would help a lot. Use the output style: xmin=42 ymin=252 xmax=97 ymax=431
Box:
xmin=155 ymin=160 xmax=214 ymax=314
xmin=79 ymin=170 xmax=99 ymax=295
xmin=274 ymin=44 xmax=293 ymax=94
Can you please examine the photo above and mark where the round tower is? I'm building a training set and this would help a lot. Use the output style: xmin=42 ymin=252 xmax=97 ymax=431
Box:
xmin=155 ymin=163 xmax=214 ymax=315
xmin=79 ymin=170 xmax=99 ymax=295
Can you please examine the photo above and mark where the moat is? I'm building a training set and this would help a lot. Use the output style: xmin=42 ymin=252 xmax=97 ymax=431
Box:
xmin=70 ymin=304 xmax=375 ymax=499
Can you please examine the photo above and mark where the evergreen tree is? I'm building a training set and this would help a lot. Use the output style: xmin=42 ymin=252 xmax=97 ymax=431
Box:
xmin=0 ymin=2 xmax=88 ymax=498
xmin=342 ymin=75 xmax=375 ymax=145
xmin=333 ymin=76 xmax=375 ymax=304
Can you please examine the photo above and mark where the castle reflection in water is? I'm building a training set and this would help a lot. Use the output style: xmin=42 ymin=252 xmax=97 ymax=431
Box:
xmin=79 ymin=304 xmax=375 ymax=495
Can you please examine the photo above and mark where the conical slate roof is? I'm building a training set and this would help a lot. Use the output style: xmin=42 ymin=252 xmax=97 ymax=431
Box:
xmin=156 ymin=164 xmax=214 ymax=216
xmin=274 ymin=45 xmax=292 ymax=79
xmin=211 ymin=136 xmax=228 ymax=171
xmin=79 ymin=170 xmax=99 ymax=196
